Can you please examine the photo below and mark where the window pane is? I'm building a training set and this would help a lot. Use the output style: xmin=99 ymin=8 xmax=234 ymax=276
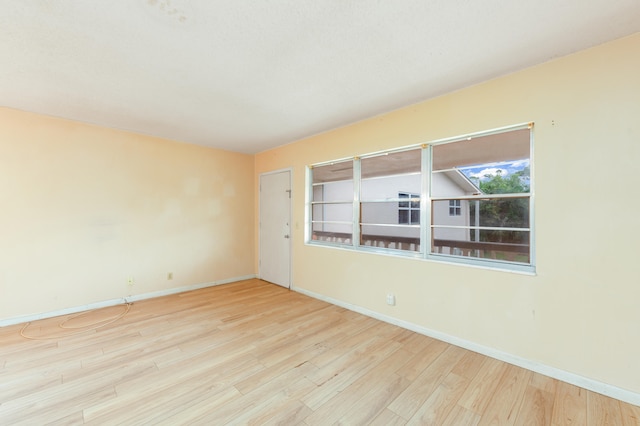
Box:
xmin=312 ymin=179 xmax=353 ymax=203
xmin=432 ymin=199 xmax=472 ymax=233
xmin=398 ymin=210 xmax=409 ymax=224
xmin=361 ymin=149 xmax=421 ymax=179
xmin=312 ymin=202 xmax=353 ymax=224
xmin=411 ymin=210 xmax=420 ymax=224
xmin=432 ymin=229 xmax=530 ymax=263
xmin=432 ymin=129 xmax=530 ymax=198
xmin=363 ymin=202 xmax=418 ymax=225
xmin=312 ymin=203 xmax=323 ymax=223
xmin=474 ymin=198 xmax=529 ymax=229
xmin=361 ymin=225 xmax=420 ymax=252
xmin=361 ymin=201 xmax=419 ymax=251
xmin=311 ymin=160 xmax=354 ymax=243
xmin=434 ymin=198 xmax=529 ymax=230
xmin=312 ymin=160 xmax=353 ymax=184
xmin=361 ymin=149 xmax=422 ymax=201
xmin=479 ymin=229 xmax=530 ymax=246
xmin=312 ymin=223 xmax=353 ymax=245
xmin=432 ymin=129 xmax=530 ymax=173
xmin=360 ymin=202 xmax=420 ymax=251
xmin=432 ymin=197 xmax=530 ymax=263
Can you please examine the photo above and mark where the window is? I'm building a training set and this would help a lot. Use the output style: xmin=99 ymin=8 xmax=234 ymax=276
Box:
xmin=448 ymin=200 xmax=461 ymax=216
xmin=360 ymin=149 xmax=422 ymax=251
xmin=307 ymin=124 xmax=534 ymax=272
xmin=431 ymin=127 xmax=531 ymax=264
xmin=399 ymin=192 xmax=420 ymax=224
xmin=310 ymin=160 xmax=354 ymax=245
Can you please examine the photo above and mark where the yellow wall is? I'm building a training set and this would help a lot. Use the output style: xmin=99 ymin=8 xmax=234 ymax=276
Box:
xmin=255 ymin=33 xmax=640 ymax=394
xmin=0 ymin=108 xmax=255 ymax=319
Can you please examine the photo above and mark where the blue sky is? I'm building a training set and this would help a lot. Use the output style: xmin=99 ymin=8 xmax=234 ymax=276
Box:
xmin=461 ymin=159 xmax=530 ymax=182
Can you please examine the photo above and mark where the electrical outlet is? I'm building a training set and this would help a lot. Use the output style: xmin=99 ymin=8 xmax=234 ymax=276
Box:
xmin=386 ymin=293 xmax=396 ymax=306
xmin=167 ymin=272 xmax=173 ymax=280
xmin=127 ymin=277 xmax=134 ymax=286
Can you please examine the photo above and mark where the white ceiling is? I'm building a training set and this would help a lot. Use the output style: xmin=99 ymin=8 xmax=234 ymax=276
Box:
xmin=2 ymin=1 xmax=639 ymax=154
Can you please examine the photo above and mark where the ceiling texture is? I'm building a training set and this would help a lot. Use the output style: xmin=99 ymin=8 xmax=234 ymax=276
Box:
xmin=1 ymin=1 xmax=639 ymax=154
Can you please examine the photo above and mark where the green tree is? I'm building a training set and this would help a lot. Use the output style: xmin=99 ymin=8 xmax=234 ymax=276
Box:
xmin=471 ymin=167 xmax=529 ymax=243
xmin=479 ymin=166 xmax=529 ymax=194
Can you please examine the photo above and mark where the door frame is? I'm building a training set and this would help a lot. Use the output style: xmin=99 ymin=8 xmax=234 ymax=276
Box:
xmin=258 ymin=167 xmax=293 ymax=289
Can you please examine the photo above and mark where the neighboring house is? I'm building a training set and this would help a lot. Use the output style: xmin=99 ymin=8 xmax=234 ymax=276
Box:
xmin=431 ymin=168 xmax=481 ymax=242
xmin=312 ymin=168 xmax=481 ymax=244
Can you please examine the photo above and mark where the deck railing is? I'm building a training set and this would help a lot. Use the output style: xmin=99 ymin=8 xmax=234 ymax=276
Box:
xmin=311 ymin=231 xmax=529 ymax=262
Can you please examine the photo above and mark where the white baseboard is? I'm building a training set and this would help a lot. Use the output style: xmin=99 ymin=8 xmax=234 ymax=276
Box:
xmin=0 ymin=274 xmax=256 ymax=328
xmin=292 ymin=285 xmax=640 ymax=407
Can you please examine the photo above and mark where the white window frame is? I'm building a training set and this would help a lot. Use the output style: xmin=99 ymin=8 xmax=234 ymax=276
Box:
xmin=448 ymin=199 xmax=461 ymax=216
xmin=398 ymin=192 xmax=421 ymax=225
xmin=306 ymin=123 xmax=535 ymax=274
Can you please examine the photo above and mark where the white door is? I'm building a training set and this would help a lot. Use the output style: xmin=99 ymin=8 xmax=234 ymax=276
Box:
xmin=259 ymin=170 xmax=291 ymax=288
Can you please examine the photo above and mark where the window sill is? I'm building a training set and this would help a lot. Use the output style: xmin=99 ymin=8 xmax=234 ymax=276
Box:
xmin=305 ymin=240 xmax=536 ymax=276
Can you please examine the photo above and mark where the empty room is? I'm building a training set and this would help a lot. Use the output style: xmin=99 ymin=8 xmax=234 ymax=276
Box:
xmin=1 ymin=1 xmax=640 ymax=424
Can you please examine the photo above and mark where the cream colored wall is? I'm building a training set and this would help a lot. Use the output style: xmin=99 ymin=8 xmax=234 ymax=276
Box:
xmin=1 ymin=108 xmax=254 ymax=320
xmin=255 ymin=33 xmax=640 ymax=394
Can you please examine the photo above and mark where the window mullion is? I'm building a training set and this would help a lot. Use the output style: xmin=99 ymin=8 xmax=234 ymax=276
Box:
xmin=421 ymin=145 xmax=430 ymax=257
xmin=352 ymin=157 xmax=361 ymax=249
xmin=305 ymin=166 xmax=312 ymax=243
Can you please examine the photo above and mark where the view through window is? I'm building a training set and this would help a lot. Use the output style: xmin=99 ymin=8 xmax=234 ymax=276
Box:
xmin=308 ymin=124 xmax=533 ymax=270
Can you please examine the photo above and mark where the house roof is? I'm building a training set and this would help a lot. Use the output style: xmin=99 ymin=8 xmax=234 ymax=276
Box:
xmin=1 ymin=2 xmax=639 ymax=154
xmin=442 ymin=169 xmax=482 ymax=195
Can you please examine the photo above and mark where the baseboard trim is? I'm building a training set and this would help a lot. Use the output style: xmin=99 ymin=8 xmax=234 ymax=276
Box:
xmin=292 ymin=285 xmax=640 ymax=407
xmin=0 ymin=274 xmax=257 ymax=328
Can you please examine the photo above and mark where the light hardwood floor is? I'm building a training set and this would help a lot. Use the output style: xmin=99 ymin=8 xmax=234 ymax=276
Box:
xmin=1 ymin=279 xmax=638 ymax=425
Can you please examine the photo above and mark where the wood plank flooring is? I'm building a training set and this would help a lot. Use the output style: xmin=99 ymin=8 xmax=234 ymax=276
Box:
xmin=0 ymin=279 xmax=638 ymax=425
